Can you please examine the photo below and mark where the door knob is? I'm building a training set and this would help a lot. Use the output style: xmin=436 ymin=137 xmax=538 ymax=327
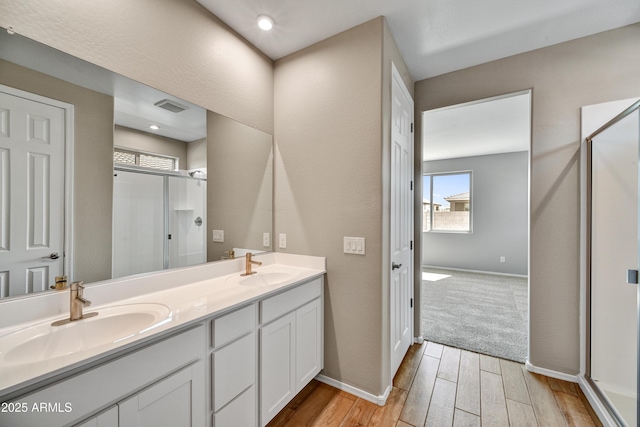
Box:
xmin=392 ymin=262 xmax=402 ymax=270
xmin=44 ymin=252 xmax=60 ymax=260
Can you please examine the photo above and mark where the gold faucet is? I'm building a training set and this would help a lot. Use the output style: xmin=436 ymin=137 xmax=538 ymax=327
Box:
xmin=52 ymin=281 xmax=97 ymax=326
xmin=241 ymin=253 xmax=262 ymax=276
xmin=70 ymin=281 xmax=92 ymax=321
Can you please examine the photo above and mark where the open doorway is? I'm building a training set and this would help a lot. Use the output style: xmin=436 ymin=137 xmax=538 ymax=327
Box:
xmin=421 ymin=90 xmax=530 ymax=362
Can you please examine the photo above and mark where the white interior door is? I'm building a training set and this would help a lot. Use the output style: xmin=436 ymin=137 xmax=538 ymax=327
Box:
xmin=0 ymin=89 xmax=66 ymax=297
xmin=390 ymin=64 xmax=414 ymax=378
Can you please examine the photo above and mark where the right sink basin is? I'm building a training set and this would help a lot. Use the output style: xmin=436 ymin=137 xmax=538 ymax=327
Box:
xmin=226 ymin=265 xmax=300 ymax=287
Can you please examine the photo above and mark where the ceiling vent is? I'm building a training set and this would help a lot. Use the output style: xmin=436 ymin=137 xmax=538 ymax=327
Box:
xmin=154 ymin=99 xmax=189 ymax=113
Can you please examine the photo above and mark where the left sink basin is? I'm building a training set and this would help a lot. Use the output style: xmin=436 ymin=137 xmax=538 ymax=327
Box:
xmin=0 ymin=303 xmax=172 ymax=366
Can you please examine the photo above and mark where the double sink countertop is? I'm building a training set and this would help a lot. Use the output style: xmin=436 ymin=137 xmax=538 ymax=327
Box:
xmin=0 ymin=252 xmax=326 ymax=397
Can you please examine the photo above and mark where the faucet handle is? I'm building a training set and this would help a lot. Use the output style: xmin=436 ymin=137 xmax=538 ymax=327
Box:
xmin=70 ymin=281 xmax=85 ymax=291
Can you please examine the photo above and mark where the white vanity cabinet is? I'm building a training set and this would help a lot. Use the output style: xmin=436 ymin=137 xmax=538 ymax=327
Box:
xmin=209 ymin=303 xmax=258 ymax=427
xmin=259 ymin=277 xmax=323 ymax=427
xmin=0 ymin=325 xmax=206 ymax=427
xmin=76 ymin=406 xmax=118 ymax=427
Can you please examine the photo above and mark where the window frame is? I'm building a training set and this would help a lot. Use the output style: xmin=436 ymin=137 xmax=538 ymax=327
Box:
xmin=423 ymin=171 xmax=473 ymax=234
xmin=113 ymin=147 xmax=179 ymax=171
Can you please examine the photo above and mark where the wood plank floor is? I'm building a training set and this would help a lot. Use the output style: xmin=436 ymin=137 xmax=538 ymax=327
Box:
xmin=266 ymin=341 xmax=602 ymax=427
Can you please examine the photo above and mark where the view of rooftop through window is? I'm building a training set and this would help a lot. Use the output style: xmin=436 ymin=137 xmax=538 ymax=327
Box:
xmin=423 ymin=172 xmax=471 ymax=232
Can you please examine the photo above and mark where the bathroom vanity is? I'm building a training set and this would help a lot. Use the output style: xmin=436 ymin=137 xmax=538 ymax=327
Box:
xmin=0 ymin=253 xmax=325 ymax=427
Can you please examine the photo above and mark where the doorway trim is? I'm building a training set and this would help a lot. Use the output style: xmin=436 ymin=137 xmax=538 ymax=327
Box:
xmin=0 ymin=84 xmax=75 ymax=282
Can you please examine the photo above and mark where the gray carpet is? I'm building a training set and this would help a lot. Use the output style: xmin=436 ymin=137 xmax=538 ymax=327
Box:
xmin=421 ymin=268 xmax=528 ymax=363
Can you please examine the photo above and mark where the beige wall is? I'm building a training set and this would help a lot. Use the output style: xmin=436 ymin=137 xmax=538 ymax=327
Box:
xmin=415 ymin=23 xmax=640 ymax=374
xmin=0 ymin=0 xmax=273 ymax=134
xmin=0 ymin=59 xmax=114 ymax=283
xmin=275 ymin=17 xmax=413 ymax=396
xmin=114 ymin=125 xmax=188 ymax=168
xmin=207 ymin=112 xmax=273 ymax=262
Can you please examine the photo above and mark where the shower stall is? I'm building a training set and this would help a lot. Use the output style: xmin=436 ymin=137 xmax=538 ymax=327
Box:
xmin=582 ymin=98 xmax=639 ymax=426
xmin=112 ymin=168 xmax=207 ymax=278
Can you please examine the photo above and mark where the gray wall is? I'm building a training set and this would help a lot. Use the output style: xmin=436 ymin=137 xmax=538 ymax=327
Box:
xmin=415 ymin=23 xmax=640 ymax=375
xmin=114 ymin=125 xmax=188 ymax=168
xmin=274 ymin=17 xmax=413 ymax=397
xmin=422 ymin=152 xmax=528 ymax=275
xmin=207 ymin=112 xmax=273 ymax=262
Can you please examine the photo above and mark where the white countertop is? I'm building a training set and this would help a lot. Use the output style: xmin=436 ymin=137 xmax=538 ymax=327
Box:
xmin=0 ymin=252 xmax=326 ymax=397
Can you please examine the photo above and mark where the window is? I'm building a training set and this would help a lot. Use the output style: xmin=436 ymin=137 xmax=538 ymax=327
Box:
xmin=114 ymin=148 xmax=178 ymax=171
xmin=423 ymin=172 xmax=471 ymax=232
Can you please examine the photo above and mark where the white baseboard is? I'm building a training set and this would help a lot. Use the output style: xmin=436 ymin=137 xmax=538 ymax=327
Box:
xmin=422 ymin=265 xmax=527 ymax=279
xmin=524 ymin=359 xmax=579 ymax=383
xmin=315 ymin=374 xmax=390 ymax=406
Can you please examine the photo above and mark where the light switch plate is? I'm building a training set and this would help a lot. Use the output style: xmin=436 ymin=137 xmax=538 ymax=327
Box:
xmin=279 ymin=233 xmax=287 ymax=249
xmin=212 ymin=230 xmax=224 ymax=243
xmin=263 ymin=232 xmax=270 ymax=247
xmin=344 ymin=237 xmax=365 ymax=255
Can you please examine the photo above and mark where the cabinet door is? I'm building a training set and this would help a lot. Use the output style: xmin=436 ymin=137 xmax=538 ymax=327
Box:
xmin=260 ymin=312 xmax=296 ymax=427
xmin=296 ymin=298 xmax=323 ymax=391
xmin=75 ymin=406 xmax=118 ymax=427
xmin=213 ymin=332 xmax=255 ymax=411
xmin=119 ymin=361 xmax=204 ymax=427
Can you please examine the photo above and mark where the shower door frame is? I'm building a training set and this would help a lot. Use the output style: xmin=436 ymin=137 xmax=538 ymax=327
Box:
xmin=583 ymin=98 xmax=640 ymax=426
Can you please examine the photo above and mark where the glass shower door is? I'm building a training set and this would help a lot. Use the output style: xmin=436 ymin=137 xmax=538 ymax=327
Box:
xmin=167 ymin=176 xmax=207 ymax=269
xmin=587 ymin=100 xmax=639 ymax=426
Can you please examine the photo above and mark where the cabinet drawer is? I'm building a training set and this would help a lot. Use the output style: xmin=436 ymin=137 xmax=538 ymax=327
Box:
xmin=213 ymin=385 xmax=256 ymax=427
xmin=260 ymin=278 xmax=322 ymax=324
xmin=212 ymin=332 xmax=255 ymax=411
xmin=212 ymin=304 xmax=255 ymax=348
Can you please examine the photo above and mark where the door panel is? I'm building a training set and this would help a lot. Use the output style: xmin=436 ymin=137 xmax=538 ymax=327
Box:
xmin=112 ymin=171 xmax=164 ymax=278
xmin=0 ymin=90 xmax=65 ymax=297
xmin=390 ymin=65 xmax=414 ymax=378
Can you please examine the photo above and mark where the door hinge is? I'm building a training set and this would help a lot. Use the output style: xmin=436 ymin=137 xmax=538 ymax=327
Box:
xmin=411 ymin=123 xmax=414 ymax=133
xmin=410 ymin=181 xmax=413 ymax=191
xmin=410 ymin=240 xmax=413 ymax=250
xmin=410 ymin=298 xmax=413 ymax=308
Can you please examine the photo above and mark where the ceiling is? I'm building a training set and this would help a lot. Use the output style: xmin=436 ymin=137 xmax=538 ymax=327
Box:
xmin=197 ymin=0 xmax=640 ymax=81
xmin=422 ymin=92 xmax=531 ymax=162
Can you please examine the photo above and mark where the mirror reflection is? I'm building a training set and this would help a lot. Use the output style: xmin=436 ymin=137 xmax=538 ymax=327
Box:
xmin=0 ymin=29 xmax=273 ymax=299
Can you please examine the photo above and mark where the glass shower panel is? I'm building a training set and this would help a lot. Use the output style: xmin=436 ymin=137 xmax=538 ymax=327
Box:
xmin=112 ymin=170 xmax=165 ymax=278
xmin=590 ymin=108 xmax=639 ymax=426
xmin=167 ymin=176 xmax=207 ymax=269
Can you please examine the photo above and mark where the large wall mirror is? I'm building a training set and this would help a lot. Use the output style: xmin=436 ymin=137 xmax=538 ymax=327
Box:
xmin=0 ymin=29 xmax=273 ymax=300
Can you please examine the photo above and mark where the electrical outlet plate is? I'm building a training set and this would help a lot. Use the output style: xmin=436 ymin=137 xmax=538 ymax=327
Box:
xmin=212 ymin=230 xmax=224 ymax=243
xmin=344 ymin=237 xmax=365 ymax=255
xmin=263 ymin=232 xmax=270 ymax=247
xmin=279 ymin=233 xmax=287 ymax=249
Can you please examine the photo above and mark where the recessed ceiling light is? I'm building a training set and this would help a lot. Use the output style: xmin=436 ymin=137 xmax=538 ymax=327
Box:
xmin=149 ymin=125 xmax=159 ymax=130
xmin=257 ymin=15 xmax=274 ymax=31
